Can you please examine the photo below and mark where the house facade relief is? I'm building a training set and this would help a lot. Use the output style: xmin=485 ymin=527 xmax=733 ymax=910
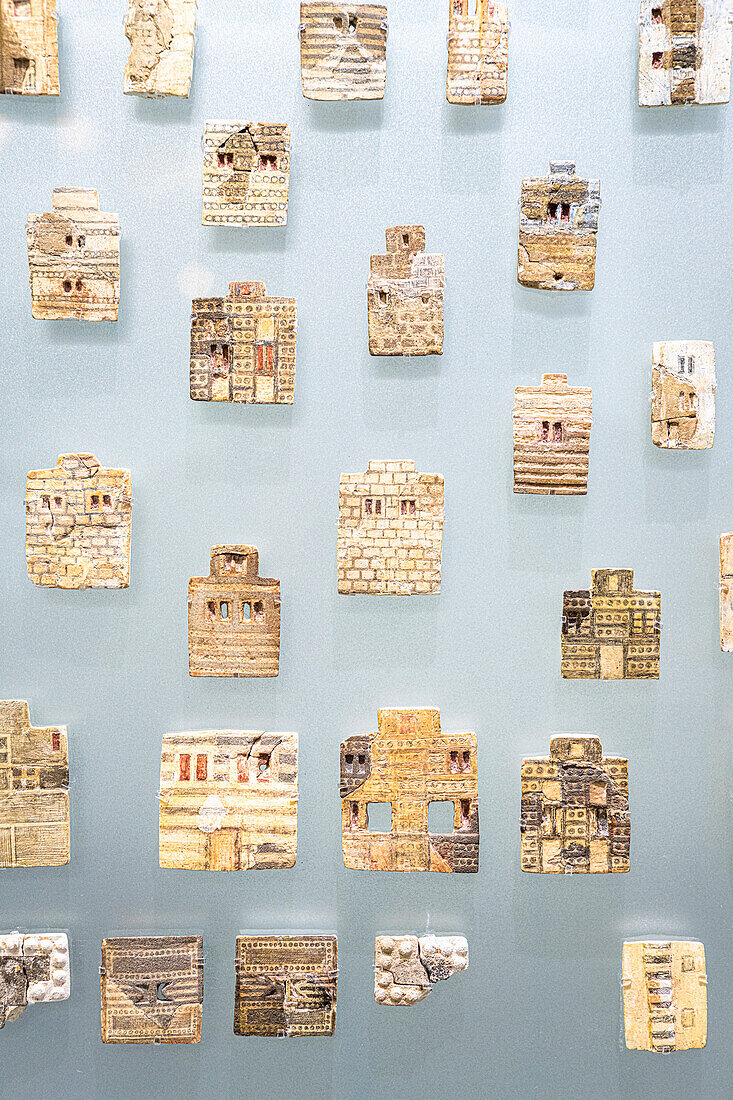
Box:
xmin=517 ymin=161 xmax=600 ymax=291
xmin=447 ymin=1 xmax=508 ymax=104
xmin=520 ymin=736 xmax=630 ymax=874
xmin=27 ymin=188 xmax=120 ymax=321
xmin=651 ymin=340 xmax=715 ymax=449
xmin=639 ymin=1 xmax=733 ymax=106
xmin=188 ymin=545 xmax=281 ymax=677
xmin=0 ymin=0 xmax=59 ymax=95
xmin=367 ymin=226 xmax=444 ymax=355
xmin=234 ymin=935 xmax=338 ymax=1037
xmin=25 ymin=453 xmax=132 ymax=589
xmin=337 ymin=460 xmax=444 ymax=594
xmin=190 ymin=281 xmax=296 ymax=404
xmin=340 ymin=708 xmax=479 ymax=873
xmin=622 ymin=940 xmax=707 ymax=1052
xmin=159 ymin=730 xmax=297 ymax=870
xmin=513 ymin=373 xmax=592 ymax=495
xmin=562 ymin=569 xmax=661 ymax=680
xmin=124 ymin=0 xmax=197 ymax=98
xmin=300 ymin=3 xmax=388 ymax=100
xmin=202 ymin=122 xmax=290 ymax=226
xmin=0 ymin=701 xmax=69 ymax=868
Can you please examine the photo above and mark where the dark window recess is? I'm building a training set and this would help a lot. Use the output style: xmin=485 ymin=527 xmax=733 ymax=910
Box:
xmin=65 ymin=234 xmax=73 ymax=246
xmin=259 ymin=154 xmax=278 ymax=171
xmin=402 ymin=233 xmax=409 ymax=246
xmin=78 ymin=235 xmax=86 ymax=248
xmin=460 ymin=799 xmax=471 ymax=828
xmin=428 ymin=801 xmax=455 ymax=834
xmin=253 ymin=601 xmax=265 ymax=623
xmin=378 ymin=289 xmax=388 ymax=305
xmin=237 ymin=756 xmax=248 ymax=782
xmin=350 ymin=801 xmax=359 ymax=827
xmin=449 ymin=750 xmax=459 ymax=773
xmin=596 ymin=808 xmax=609 ymax=837
xmin=91 ymin=495 xmax=99 ymax=508
xmin=257 ymin=754 xmax=271 ymax=779
xmin=41 ymin=495 xmax=50 ymax=509
xmin=560 ymin=203 xmax=571 ymax=222
xmin=652 ymin=51 xmax=663 ymax=69
xmin=217 ymin=151 xmax=234 ymax=167
xmin=651 ymin=7 xmax=663 ymax=23
xmin=548 ymin=201 xmax=558 ymax=219
xmin=62 ymin=280 xmax=72 ymax=293
xmin=348 ymin=14 xmax=357 ymax=33
xmin=400 ymin=500 xmax=416 ymax=516
xmin=196 ymin=754 xmax=208 ymax=782
xmin=541 ymin=420 xmax=550 ymax=442
xmin=54 ymin=497 xmax=61 ymax=508
xmin=206 ymin=600 xmax=216 ymax=621
xmin=52 ymin=731 xmax=61 ymax=752
xmin=179 ymin=754 xmax=191 ymax=781
xmin=343 ymin=752 xmax=355 ymax=775
xmin=102 ymin=494 xmax=112 ymax=510
xmin=75 ymin=280 xmax=82 ymax=291
xmin=552 ymin=422 xmax=563 ymax=443
xmin=460 ymin=750 xmax=470 ymax=773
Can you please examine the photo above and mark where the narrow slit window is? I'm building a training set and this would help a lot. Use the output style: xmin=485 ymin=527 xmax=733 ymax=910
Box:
xmin=236 ymin=756 xmax=249 ymax=782
xmin=560 ymin=203 xmax=571 ymax=222
xmin=548 ymin=201 xmax=558 ymax=220
xmin=241 ymin=601 xmax=251 ymax=622
xmin=552 ymin=422 xmax=563 ymax=443
xmin=687 ymin=356 xmax=695 ymax=374
xmin=62 ymin=280 xmax=72 ymax=293
xmin=449 ymin=750 xmax=459 ymax=774
xmin=678 ymin=355 xmax=686 ymax=372
xmin=460 ymin=750 xmax=470 ymax=773
xmin=75 ymin=280 xmax=82 ymax=291
xmin=65 ymin=234 xmax=73 ymax=246
xmin=400 ymin=500 xmax=416 ymax=516
xmin=206 ymin=600 xmax=216 ymax=621
xmin=350 ymin=801 xmax=359 ymax=828
xmin=348 ymin=14 xmax=357 ymax=33
xmin=652 ymin=51 xmax=663 ymax=68
xmin=374 ymin=499 xmax=382 ymax=516
xmin=220 ymin=601 xmax=229 ymax=620
xmin=651 ymin=7 xmax=663 ymax=23
xmin=378 ymin=289 xmax=388 ymax=305
xmin=460 ymin=799 xmax=471 ymax=828
xmin=257 ymin=753 xmax=271 ymax=780
xmin=253 ymin=601 xmax=264 ymax=623
xmin=41 ymin=495 xmax=50 ymax=509
xmin=77 ymin=235 xmax=86 ymax=248
xmin=402 ymin=233 xmax=409 ymax=246
xmin=179 ymin=754 xmax=191 ymax=781
xmin=196 ymin=754 xmax=208 ymax=782
xmin=344 ymin=752 xmax=355 ymax=775
xmin=541 ymin=420 xmax=550 ymax=442
xmin=52 ymin=731 xmax=60 ymax=752
xmin=596 ymin=808 xmax=608 ymax=837
xmin=91 ymin=494 xmax=99 ymax=509
xmin=54 ymin=497 xmax=61 ymax=508
xmin=102 ymin=494 xmax=112 ymax=510
xmin=357 ymin=753 xmax=366 ymax=773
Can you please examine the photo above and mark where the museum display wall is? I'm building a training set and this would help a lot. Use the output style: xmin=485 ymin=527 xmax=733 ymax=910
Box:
xmin=0 ymin=1 xmax=730 ymax=1098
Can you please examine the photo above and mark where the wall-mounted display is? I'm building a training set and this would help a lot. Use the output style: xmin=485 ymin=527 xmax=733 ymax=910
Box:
xmin=720 ymin=533 xmax=733 ymax=650
xmin=25 ymin=453 xmax=132 ymax=589
xmin=562 ymin=569 xmax=661 ymax=680
xmin=367 ymin=226 xmax=444 ymax=355
xmin=517 ymin=162 xmax=600 ymax=291
xmin=513 ymin=373 xmax=592 ymax=495
xmin=159 ymin=731 xmax=297 ymax=870
xmin=447 ymin=0 xmax=508 ymax=104
xmin=341 ymin=708 xmax=479 ymax=873
xmin=622 ymin=940 xmax=707 ymax=1052
xmin=124 ymin=0 xmax=197 ymax=98
xmin=202 ymin=122 xmax=290 ymax=226
xmin=188 ymin=545 xmax=281 ymax=678
xmin=100 ymin=936 xmax=203 ymax=1044
xmin=337 ymin=460 xmax=444 ymax=594
xmin=0 ymin=700 xmax=68 ymax=868
xmin=190 ymin=281 xmax=296 ymax=404
xmin=639 ymin=1 xmax=732 ymax=106
xmin=0 ymin=0 xmax=59 ymax=95
xmin=300 ymin=2 xmax=387 ymax=100
xmin=375 ymin=934 xmax=468 ymax=1006
xmin=27 ymin=188 xmax=120 ymax=320
xmin=520 ymin=736 xmax=630 ymax=874
xmin=651 ymin=340 xmax=715 ymax=449
xmin=0 ymin=933 xmax=69 ymax=1028
xmin=234 ymin=935 xmax=337 ymax=1037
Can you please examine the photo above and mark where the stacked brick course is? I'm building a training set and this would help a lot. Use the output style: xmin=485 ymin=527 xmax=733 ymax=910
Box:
xmin=447 ymin=0 xmax=508 ymax=104
xmin=337 ymin=460 xmax=444 ymax=594
xmin=517 ymin=162 xmax=600 ymax=291
xmin=368 ymin=226 xmax=444 ymax=355
xmin=0 ymin=0 xmax=59 ymax=95
xmin=25 ymin=453 xmax=132 ymax=589
xmin=513 ymin=373 xmax=592 ymax=495
xmin=300 ymin=2 xmax=387 ymax=100
xmin=202 ymin=122 xmax=290 ymax=226
xmin=190 ymin=281 xmax=296 ymax=403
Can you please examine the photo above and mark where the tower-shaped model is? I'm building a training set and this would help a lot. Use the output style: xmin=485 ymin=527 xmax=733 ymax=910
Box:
xmin=340 ymin=708 xmax=479 ymax=872
xmin=368 ymin=226 xmax=444 ymax=355
xmin=517 ymin=162 xmax=600 ymax=291
xmin=190 ymin=282 xmax=297 ymax=403
xmin=639 ymin=1 xmax=733 ymax=106
xmin=27 ymin=189 xmax=120 ymax=320
xmin=0 ymin=0 xmax=59 ymax=95
xmin=447 ymin=1 xmax=508 ymax=104
xmin=300 ymin=3 xmax=387 ymax=100
xmin=651 ymin=341 xmax=715 ymax=449
xmin=562 ymin=569 xmax=660 ymax=679
xmin=520 ymin=736 xmax=630 ymax=874
xmin=202 ymin=122 xmax=290 ymax=226
xmin=188 ymin=546 xmax=281 ymax=677
xmin=622 ymin=940 xmax=707 ymax=1051
xmin=124 ymin=0 xmax=198 ymax=98
xmin=513 ymin=373 xmax=592 ymax=494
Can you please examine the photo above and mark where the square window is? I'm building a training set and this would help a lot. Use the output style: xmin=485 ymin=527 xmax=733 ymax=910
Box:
xmin=366 ymin=802 xmax=392 ymax=832
xmin=681 ymin=955 xmax=695 ymax=972
xmin=428 ymin=801 xmax=455 ymax=834
xmin=681 ymin=1008 xmax=695 ymax=1028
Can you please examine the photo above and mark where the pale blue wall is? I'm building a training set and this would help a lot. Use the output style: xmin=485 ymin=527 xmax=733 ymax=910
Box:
xmin=0 ymin=2 xmax=730 ymax=1097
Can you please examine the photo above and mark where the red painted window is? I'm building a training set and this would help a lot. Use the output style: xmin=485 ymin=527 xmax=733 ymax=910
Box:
xmin=237 ymin=757 xmax=249 ymax=782
xmin=196 ymin=754 xmax=208 ymax=781
xmin=179 ymin=754 xmax=191 ymax=781
xmin=560 ymin=203 xmax=571 ymax=222
xmin=257 ymin=345 xmax=264 ymax=371
xmin=52 ymin=731 xmax=60 ymax=752
xmin=541 ymin=421 xmax=550 ymax=441
xmin=552 ymin=422 xmax=563 ymax=443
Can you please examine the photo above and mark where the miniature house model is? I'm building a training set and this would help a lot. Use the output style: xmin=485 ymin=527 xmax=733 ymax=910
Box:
xmin=124 ymin=0 xmax=198 ymax=98
xmin=562 ymin=569 xmax=660 ymax=679
xmin=234 ymin=936 xmax=338 ymax=1037
xmin=0 ymin=0 xmax=59 ymax=95
xmin=25 ymin=453 xmax=132 ymax=589
xmin=651 ymin=341 xmax=715 ymax=449
xmin=517 ymin=162 xmax=600 ymax=291
xmin=190 ymin=282 xmax=297 ymax=403
xmin=0 ymin=700 xmax=69 ymax=868
xmin=520 ymin=736 xmax=630 ymax=874
xmin=159 ymin=731 xmax=297 ymax=870
xmin=188 ymin=546 xmax=281 ymax=677
xmin=27 ymin=189 xmax=120 ymax=321
xmin=639 ymin=1 xmax=733 ymax=106
xmin=341 ymin=708 xmax=479 ymax=872
xmin=0 ymin=934 xmax=70 ymax=1028
xmin=202 ymin=122 xmax=290 ymax=226
xmin=368 ymin=226 xmax=444 ymax=355
xmin=622 ymin=940 xmax=707 ymax=1052
xmin=100 ymin=937 xmax=203 ymax=1044
xmin=337 ymin=461 xmax=444 ymax=594
xmin=375 ymin=935 xmax=469 ymax=1006
xmin=513 ymin=374 xmax=592 ymax=495
xmin=300 ymin=2 xmax=388 ymax=100
xmin=447 ymin=1 xmax=508 ymax=104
